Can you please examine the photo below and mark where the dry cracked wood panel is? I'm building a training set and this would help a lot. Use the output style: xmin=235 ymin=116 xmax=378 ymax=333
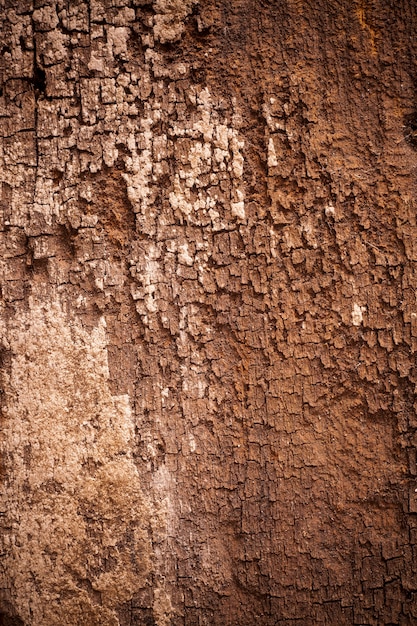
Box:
xmin=1 ymin=0 xmax=417 ymax=624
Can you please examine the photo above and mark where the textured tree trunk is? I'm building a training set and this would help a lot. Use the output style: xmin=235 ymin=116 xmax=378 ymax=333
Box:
xmin=1 ymin=1 xmax=417 ymax=624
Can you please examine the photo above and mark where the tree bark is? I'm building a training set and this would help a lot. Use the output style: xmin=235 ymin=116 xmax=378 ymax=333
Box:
xmin=1 ymin=1 xmax=417 ymax=624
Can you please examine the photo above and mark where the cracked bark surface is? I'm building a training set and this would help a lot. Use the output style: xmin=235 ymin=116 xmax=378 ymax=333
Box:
xmin=1 ymin=1 xmax=417 ymax=624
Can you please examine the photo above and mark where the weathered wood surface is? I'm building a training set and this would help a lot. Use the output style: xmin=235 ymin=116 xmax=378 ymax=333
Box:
xmin=1 ymin=1 xmax=417 ymax=624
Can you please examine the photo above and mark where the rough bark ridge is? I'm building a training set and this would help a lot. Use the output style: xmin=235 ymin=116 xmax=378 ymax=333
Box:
xmin=1 ymin=1 xmax=417 ymax=624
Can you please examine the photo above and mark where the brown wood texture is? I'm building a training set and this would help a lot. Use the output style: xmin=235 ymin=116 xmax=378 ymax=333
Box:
xmin=1 ymin=1 xmax=417 ymax=624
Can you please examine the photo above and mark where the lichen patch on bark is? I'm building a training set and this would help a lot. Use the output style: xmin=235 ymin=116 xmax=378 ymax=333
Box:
xmin=0 ymin=294 xmax=151 ymax=625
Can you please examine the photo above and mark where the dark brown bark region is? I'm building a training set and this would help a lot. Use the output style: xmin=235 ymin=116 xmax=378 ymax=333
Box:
xmin=173 ymin=2 xmax=417 ymax=624
xmin=1 ymin=1 xmax=417 ymax=625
